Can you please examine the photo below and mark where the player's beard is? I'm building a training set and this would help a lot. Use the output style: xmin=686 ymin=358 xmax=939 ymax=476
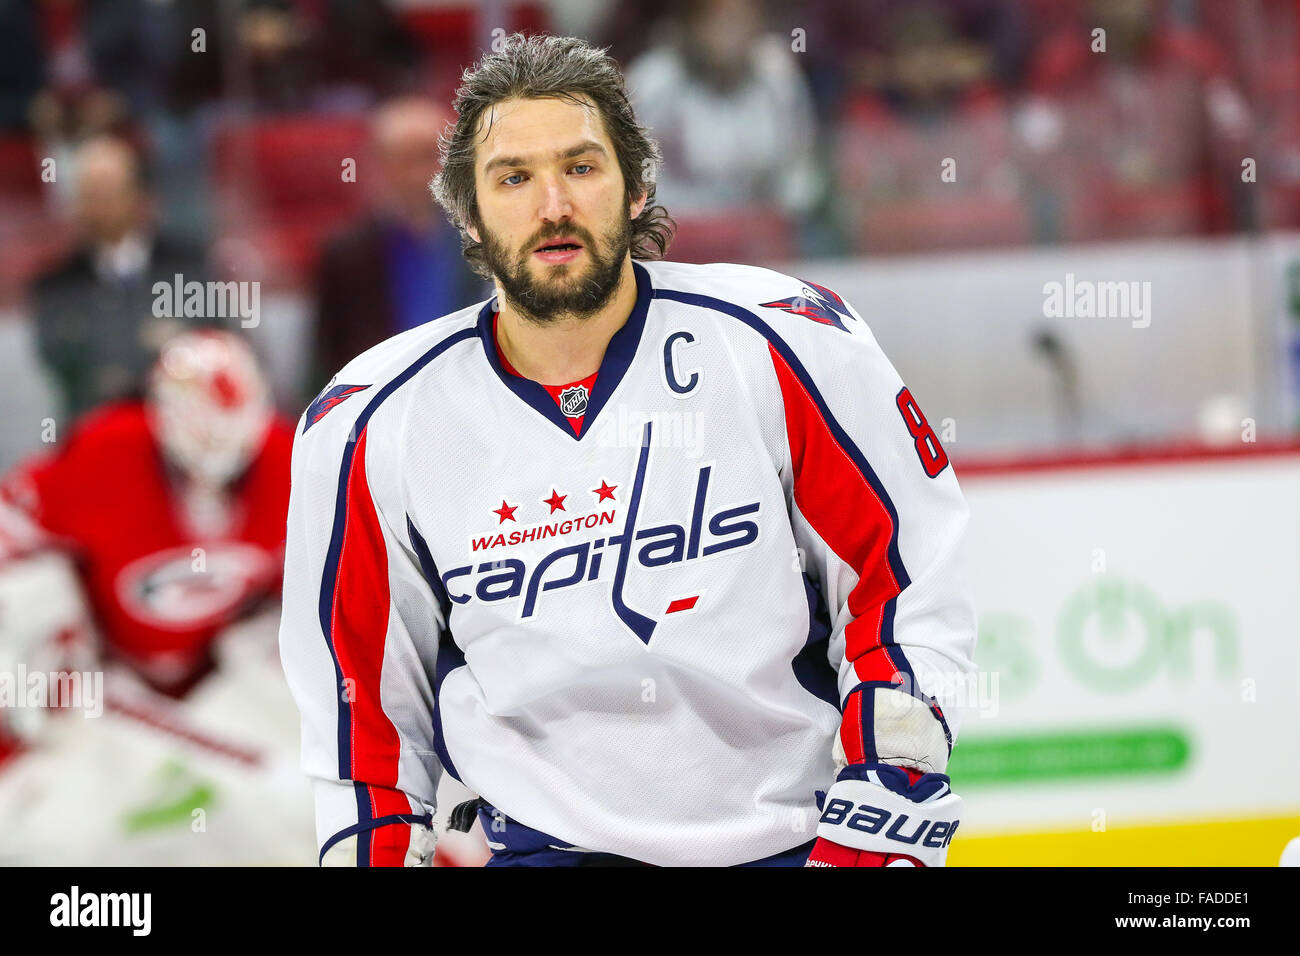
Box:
xmin=480 ymin=211 xmax=632 ymax=323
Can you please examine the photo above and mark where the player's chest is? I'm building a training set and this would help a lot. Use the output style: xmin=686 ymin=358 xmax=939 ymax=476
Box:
xmin=406 ymin=369 xmax=785 ymax=625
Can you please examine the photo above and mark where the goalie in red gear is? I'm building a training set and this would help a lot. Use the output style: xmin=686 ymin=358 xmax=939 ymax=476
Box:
xmin=0 ymin=330 xmax=295 ymax=695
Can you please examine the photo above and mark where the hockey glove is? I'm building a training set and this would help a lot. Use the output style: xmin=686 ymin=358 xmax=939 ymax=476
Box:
xmin=805 ymin=762 xmax=962 ymax=867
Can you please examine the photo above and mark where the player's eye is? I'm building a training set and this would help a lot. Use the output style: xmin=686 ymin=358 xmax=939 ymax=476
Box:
xmin=502 ymin=172 xmax=526 ymax=186
xmin=569 ymin=163 xmax=593 ymax=175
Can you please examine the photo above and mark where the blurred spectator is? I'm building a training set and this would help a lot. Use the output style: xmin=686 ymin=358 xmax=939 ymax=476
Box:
xmin=0 ymin=0 xmax=46 ymax=132
xmin=239 ymin=1 xmax=326 ymax=114
xmin=31 ymin=135 xmax=209 ymax=421
xmin=835 ymin=1 xmax=1027 ymax=253
xmin=1022 ymin=0 xmax=1252 ymax=241
xmin=311 ymin=0 xmax=422 ymax=105
xmin=311 ymin=96 xmax=482 ymax=389
xmin=588 ymin=0 xmax=669 ymax=70
xmin=625 ymin=0 xmax=825 ymax=260
xmin=773 ymin=0 xmax=1029 ymax=122
xmin=31 ymin=0 xmax=173 ymax=118
xmin=1238 ymin=0 xmax=1300 ymax=231
xmin=26 ymin=0 xmax=141 ymax=217
xmin=227 ymin=0 xmax=421 ymax=114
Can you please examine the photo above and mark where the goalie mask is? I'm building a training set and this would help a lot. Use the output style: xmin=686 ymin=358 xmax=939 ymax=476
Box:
xmin=147 ymin=331 xmax=272 ymax=487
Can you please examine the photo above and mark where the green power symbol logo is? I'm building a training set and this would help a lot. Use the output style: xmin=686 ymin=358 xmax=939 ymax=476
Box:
xmin=1058 ymin=576 xmax=1238 ymax=693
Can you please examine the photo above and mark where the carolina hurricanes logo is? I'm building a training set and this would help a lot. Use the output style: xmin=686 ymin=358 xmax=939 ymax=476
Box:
xmin=303 ymin=383 xmax=371 ymax=433
xmin=759 ymin=280 xmax=855 ymax=332
xmin=115 ymin=542 xmax=276 ymax=631
xmin=558 ymin=385 xmax=589 ymax=419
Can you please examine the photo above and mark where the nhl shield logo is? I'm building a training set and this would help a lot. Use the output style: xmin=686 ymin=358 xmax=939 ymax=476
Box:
xmin=559 ymin=385 xmax=589 ymax=418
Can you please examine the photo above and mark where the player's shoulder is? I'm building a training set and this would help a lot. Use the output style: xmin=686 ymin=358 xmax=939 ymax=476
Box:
xmin=59 ymin=400 xmax=154 ymax=459
xmin=1 ymin=401 xmax=151 ymax=508
xmin=643 ymin=259 xmax=804 ymax=300
xmin=256 ymin=413 xmax=297 ymax=467
xmin=642 ymin=259 xmax=870 ymax=343
xmin=333 ymin=301 xmax=485 ymax=386
xmin=297 ymin=301 xmax=486 ymax=442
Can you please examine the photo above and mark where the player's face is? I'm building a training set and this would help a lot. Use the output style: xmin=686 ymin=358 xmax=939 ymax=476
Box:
xmin=471 ymin=95 xmax=644 ymax=319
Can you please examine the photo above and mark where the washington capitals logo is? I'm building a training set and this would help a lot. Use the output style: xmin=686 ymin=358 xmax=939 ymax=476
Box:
xmin=759 ymin=280 xmax=855 ymax=332
xmin=303 ymin=383 xmax=371 ymax=433
xmin=440 ymin=421 xmax=761 ymax=644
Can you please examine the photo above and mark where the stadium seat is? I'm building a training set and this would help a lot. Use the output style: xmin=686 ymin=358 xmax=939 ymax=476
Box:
xmin=1062 ymin=178 xmax=1226 ymax=243
xmin=665 ymin=208 xmax=797 ymax=266
xmin=210 ymin=116 xmax=372 ymax=283
xmin=0 ymin=135 xmax=74 ymax=302
xmin=856 ymin=196 xmax=1031 ymax=255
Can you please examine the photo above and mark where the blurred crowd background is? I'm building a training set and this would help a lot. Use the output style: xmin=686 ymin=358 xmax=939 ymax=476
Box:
xmin=0 ymin=0 xmax=1297 ymax=464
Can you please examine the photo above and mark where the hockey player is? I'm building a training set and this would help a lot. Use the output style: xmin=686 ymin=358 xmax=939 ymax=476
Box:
xmin=0 ymin=329 xmax=293 ymax=696
xmin=0 ymin=548 xmax=320 ymax=865
xmin=0 ymin=331 xmax=488 ymax=865
xmin=0 ymin=332 xmax=324 ymax=863
xmin=280 ymin=34 xmax=977 ymax=867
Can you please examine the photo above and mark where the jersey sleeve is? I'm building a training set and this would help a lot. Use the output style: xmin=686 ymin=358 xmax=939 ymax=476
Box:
xmin=0 ymin=454 xmax=61 ymax=561
xmin=278 ymin=398 xmax=446 ymax=866
xmin=0 ymin=413 xmax=108 ymax=559
xmin=766 ymin=286 xmax=977 ymax=776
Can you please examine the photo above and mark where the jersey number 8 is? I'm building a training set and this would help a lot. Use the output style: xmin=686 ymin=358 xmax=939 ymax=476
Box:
xmin=895 ymin=387 xmax=949 ymax=478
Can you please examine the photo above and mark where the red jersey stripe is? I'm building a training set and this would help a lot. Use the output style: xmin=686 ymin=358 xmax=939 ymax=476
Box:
xmin=767 ymin=343 xmax=904 ymax=688
xmin=329 ymin=425 xmax=410 ymax=863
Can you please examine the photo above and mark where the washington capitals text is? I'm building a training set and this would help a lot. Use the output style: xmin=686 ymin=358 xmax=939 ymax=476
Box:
xmin=438 ymin=422 xmax=760 ymax=641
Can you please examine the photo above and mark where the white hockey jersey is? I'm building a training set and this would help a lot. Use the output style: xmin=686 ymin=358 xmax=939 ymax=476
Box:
xmin=279 ymin=260 xmax=977 ymax=866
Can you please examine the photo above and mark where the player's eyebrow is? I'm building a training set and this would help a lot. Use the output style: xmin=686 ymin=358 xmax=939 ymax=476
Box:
xmin=483 ymin=141 xmax=609 ymax=174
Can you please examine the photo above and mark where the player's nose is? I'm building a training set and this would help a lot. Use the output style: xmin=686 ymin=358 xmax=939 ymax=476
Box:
xmin=537 ymin=174 xmax=574 ymax=223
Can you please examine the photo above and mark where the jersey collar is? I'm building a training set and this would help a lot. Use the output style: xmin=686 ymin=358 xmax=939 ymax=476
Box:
xmin=477 ymin=260 xmax=652 ymax=441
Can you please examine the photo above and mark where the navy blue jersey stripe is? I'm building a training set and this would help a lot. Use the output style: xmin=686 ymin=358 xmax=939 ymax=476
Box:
xmin=407 ymin=515 xmax=465 ymax=782
xmin=319 ymin=812 xmax=434 ymax=866
xmin=315 ymin=328 xmax=478 ymax=809
xmin=791 ymin=571 xmax=840 ymax=711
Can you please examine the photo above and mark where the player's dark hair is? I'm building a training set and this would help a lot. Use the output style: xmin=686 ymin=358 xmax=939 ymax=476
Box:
xmin=432 ymin=33 xmax=675 ymax=279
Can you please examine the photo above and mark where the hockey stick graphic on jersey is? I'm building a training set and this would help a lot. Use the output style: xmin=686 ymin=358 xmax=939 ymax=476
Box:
xmin=609 ymin=420 xmax=657 ymax=643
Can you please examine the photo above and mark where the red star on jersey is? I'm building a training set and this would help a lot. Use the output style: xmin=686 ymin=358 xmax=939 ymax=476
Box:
xmin=592 ymin=480 xmax=617 ymax=502
xmin=493 ymin=500 xmax=518 ymax=523
xmin=543 ymin=489 xmax=567 ymax=513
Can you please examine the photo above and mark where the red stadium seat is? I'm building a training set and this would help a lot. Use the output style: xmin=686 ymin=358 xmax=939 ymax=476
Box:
xmin=0 ymin=136 xmax=44 ymax=202
xmin=0 ymin=135 xmax=74 ymax=303
xmin=1062 ymin=178 xmax=1227 ymax=243
xmin=856 ymin=197 xmax=1031 ymax=255
xmin=666 ymin=208 xmax=797 ymax=266
xmin=210 ymin=115 xmax=372 ymax=283
xmin=398 ymin=2 xmax=548 ymax=65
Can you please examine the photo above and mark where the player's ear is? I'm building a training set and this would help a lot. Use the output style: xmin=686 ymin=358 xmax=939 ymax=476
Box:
xmin=465 ymin=202 xmax=485 ymax=244
xmin=629 ymin=191 xmax=647 ymax=220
